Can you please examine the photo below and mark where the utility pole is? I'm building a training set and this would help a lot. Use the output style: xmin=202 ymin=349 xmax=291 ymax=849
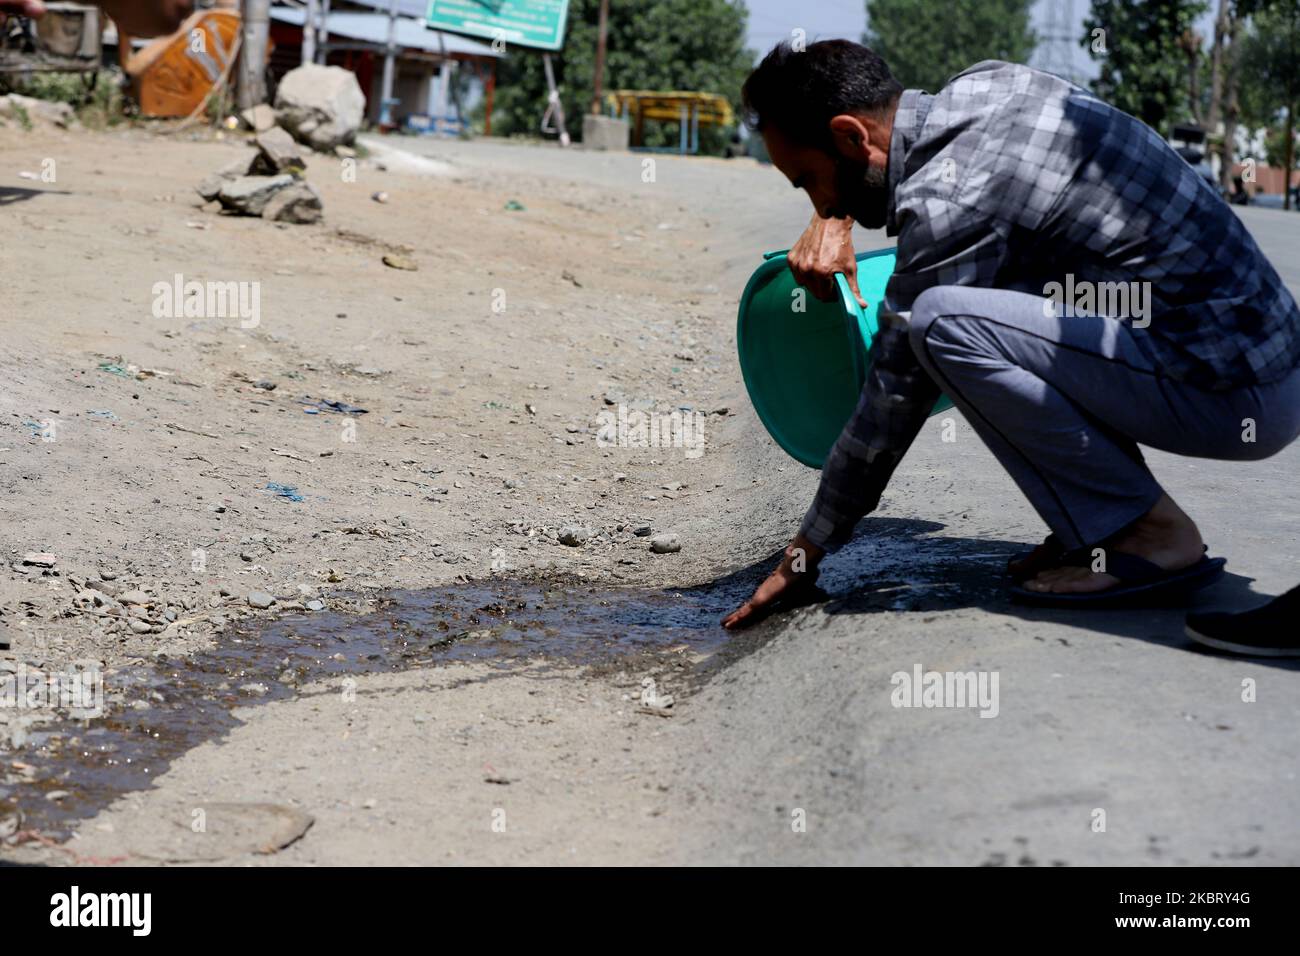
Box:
xmin=589 ymin=0 xmax=609 ymax=115
xmin=1033 ymin=0 xmax=1080 ymax=85
xmin=1286 ymin=2 xmax=1298 ymax=211
xmin=237 ymin=0 xmax=271 ymax=110
xmin=379 ymin=0 xmax=399 ymax=127
xmin=303 ymin=0 xmax=318 ymax=65
xmin=319 ymin=0 xmax=331 ymax=64
xmin=1286 ymin=100 xmax=1296 ymax=211
xmin=541 ymin=53 xmax=570 ymax=146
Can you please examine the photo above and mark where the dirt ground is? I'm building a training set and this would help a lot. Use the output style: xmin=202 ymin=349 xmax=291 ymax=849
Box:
xmin=0 ymin=118 xmax=816 ymax=864
xmin=0 ymin=123 xmax=765 ymax=665
xmin=6 ymin=121 xmax=1298 ymax=867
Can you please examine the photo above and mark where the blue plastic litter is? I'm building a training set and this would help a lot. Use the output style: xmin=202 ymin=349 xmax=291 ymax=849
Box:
xmin=266 ymin=482 xmax=304 ymax=502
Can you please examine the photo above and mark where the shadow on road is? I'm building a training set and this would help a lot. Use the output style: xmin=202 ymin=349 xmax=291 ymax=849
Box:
xmin=696 ymin=515 xmax=1299 ymax=674
xmin=0 ymin=186 xmax=70 ymax=205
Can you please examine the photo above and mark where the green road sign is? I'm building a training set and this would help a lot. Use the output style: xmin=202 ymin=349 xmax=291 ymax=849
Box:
xmin=427 ymin=0 xmax=570 ymax=52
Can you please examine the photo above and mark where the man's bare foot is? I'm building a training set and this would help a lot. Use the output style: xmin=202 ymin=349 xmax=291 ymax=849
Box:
xmin=1023 ymin=494 xmax=1204 ymax=594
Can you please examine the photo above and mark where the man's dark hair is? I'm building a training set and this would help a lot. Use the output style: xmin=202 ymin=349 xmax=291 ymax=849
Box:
xmin=741 ymin=39 xmax=902 ymax=153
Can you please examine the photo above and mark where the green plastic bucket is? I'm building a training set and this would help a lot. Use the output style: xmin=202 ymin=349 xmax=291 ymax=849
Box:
xmin=736 ymin=247 xmax=953 ymax=469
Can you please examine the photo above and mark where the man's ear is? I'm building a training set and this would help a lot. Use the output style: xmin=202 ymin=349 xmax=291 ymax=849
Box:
xmin=828 ymin=114 xmax=873 ymax=162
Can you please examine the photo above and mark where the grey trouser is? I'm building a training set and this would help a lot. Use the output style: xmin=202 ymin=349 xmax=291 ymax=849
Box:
xmin=908 ymin=286 xmax=1300 ymax=550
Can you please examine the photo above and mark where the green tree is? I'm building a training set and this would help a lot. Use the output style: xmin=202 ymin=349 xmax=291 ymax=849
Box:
xmin=1238 ymin=0 xmax=1300 ymax=205
xmin=1177 ymin=0 xmax=1280 ymax=188
xmin=1083 ymin=0 xmax=1207 ymax=135
xmin=1262 ymin=122 xmax=1298 ymax=170
xmin=488 ymin=0 xmax=753 ymax=154
xmin=863 ymin=0 xmax=1038 ymax=93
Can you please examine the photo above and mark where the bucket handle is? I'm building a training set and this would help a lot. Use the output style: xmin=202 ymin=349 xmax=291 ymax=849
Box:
xmin=835 ymin=272 xmax=870 ymax=388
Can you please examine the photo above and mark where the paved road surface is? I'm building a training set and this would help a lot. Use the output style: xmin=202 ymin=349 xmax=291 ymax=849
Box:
xmin=395 ymin=137 xmax=1300 ymax=864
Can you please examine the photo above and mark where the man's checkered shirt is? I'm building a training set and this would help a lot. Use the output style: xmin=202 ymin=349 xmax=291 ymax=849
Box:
xmin=800 ymin=61 xmax=1300 ymax=552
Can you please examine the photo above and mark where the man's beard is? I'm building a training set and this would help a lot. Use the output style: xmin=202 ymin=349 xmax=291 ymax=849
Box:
xmin=832 ymin=158 xmax=890 ymax=229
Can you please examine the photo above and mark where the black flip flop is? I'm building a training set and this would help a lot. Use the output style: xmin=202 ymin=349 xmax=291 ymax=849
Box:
xmin=1009 ymin=548 xmax=1226 ymax=608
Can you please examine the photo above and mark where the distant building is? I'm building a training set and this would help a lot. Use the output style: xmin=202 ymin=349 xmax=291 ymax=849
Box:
xmin=1232 ymin=161 xmax=1299 ymax=200
xmin=269 ymin=0 xmax=502 ymax=132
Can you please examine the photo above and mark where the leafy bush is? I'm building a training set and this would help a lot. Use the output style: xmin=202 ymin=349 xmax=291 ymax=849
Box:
xmin=0 ymin=69 xmax=131 ymax=127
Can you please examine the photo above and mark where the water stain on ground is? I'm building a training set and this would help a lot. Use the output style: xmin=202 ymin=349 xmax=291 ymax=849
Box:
xmin=1 ymin=578 xmax=745 ymax=844
xmin=2 ymin=519 xmax=1023 ymax=848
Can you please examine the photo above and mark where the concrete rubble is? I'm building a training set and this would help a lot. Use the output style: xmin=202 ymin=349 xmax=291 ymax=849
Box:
xmin=273 ymin=64 xmax=365 ymax=152
xmin=195 ymin=125 xmax=322 ymax=224
xmin=0 ymin=93 xmax=74 ymax=129
xmin=240 ymin=103 xmax=278 ymax=133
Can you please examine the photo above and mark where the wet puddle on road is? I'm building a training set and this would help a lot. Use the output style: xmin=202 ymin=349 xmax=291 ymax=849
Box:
xmin=1 ymin=519 xmax=1016 ymax=847
xmin=1 ymin=580 xmax=744 ymax=843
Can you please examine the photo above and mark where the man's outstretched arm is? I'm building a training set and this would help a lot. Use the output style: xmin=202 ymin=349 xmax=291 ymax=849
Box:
xmin=721 ymin=311 xmax=937 ymax=629
xmin=799 ymin=308 xmax=941 ymax=550
xmin=722 ymin=197 xmax=1010 ymax=628
xmin=805 ymin=203 xmax=1014 ymax=548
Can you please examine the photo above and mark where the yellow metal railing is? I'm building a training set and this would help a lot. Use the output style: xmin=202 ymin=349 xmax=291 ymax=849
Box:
xmin=603 ymin=90 xmax=734 ymax=154
xmin=604 ymin=90 xmax=734 ymax=127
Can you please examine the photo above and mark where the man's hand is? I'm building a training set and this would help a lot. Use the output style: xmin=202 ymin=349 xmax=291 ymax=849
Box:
xmin=722 ymin=534 xmax=826 ymax=630
xmin=788 ymin=213 xmax=865 ymax=308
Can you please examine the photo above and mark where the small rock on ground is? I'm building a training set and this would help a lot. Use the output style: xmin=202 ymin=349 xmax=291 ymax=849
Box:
xmin=558 ymin=525 xmax=591 ymax=547
xmin=262 ymin=182 xmax=323 ymax=224
xmin=650 ymin=533 xmax=681 ymax=554
xmin=247 ymin=591 xmax=276 ymax=609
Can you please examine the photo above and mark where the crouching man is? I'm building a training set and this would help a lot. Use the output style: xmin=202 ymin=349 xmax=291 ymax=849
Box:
xmin=723 ymin=41 xmax=1300 ymax=635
